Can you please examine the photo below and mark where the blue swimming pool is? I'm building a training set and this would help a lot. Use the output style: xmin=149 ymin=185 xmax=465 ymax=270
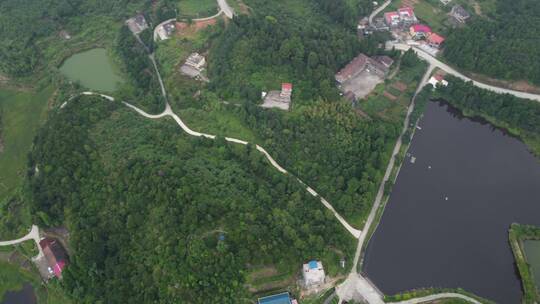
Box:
xmin=257 ymin=292 xmax=291 ymax=304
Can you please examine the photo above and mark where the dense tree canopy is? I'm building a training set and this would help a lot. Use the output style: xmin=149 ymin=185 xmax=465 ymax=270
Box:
xmin=444 ymin=0 xmax=540 ymax=84
xmin=27 ymin=97 xmax=355 ymax=303
xmin=208 ymin=6 xmax=389 ymax=104
xmin=114 ymin=26 xmax=164 ymax=113
xmin=237 ymin=101 xmax=400 ymax=224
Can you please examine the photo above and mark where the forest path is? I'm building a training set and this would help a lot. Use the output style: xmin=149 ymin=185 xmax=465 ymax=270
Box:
xmin=77 ymin=91 xmax=362 ymax=238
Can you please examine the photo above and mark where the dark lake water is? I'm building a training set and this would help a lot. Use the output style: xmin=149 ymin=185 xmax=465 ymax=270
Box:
xmin=363 ymin=101 xmax=540 ymax=304
xmin=1 ymin=283 xmax=36 ymax=304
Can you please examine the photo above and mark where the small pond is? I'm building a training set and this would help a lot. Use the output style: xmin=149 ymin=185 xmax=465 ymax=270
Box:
xmin=363 ymin=101 xmax=540 ymax=303
xmin=524 ymin=240 xmax=540 ymax=291
xmin=60 ymin=48 xmax=123 ymax=92
xmin=1 ymin=283 xmax=37 ymax=304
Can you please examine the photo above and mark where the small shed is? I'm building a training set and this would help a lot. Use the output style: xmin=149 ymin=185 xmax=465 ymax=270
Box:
xmin=450 ymin=5 xmax=471 ymax=23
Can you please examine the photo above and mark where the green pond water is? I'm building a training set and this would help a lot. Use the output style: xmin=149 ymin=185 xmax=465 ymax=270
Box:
xmin=524 ymin=240 xmax=540 ymax=290
xmin=60 ymin=48 xmax=123 ymax=92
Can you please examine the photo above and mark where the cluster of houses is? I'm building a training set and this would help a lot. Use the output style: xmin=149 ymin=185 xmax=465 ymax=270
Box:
xmin=384 ymin=6 xmax=418 ymax=28
xmin=257 ymin=260 xmax=326 ymax=304
xmin=410 ymin=24 xmax=445 ymax=48
xmin=361 ymin=3 xmax=472 ymax=51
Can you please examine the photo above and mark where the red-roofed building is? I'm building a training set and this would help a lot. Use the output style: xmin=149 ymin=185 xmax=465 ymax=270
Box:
xmin=398 ymin=7 xmax=414 ymax=18
xmin=281 ymin=83 xmax=293 ymax=98
xmin=384 ymin=11 xmax=400 ymax=27
xmin=39 ymin=238 xmax=68 ymax=279
xmin=428 ymin=33 xmax=445 ymax=48
xmin=398 ymin=7 xmax=417 ymax=25
xmin=410 ymin=24 xmax=432 ymax=38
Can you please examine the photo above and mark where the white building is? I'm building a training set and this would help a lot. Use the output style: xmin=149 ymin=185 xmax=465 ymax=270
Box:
xmin=185 ymin=53 xmax=206 ymax=70
xmin=428 ymin=75 xmax=449 ymax=88
xmin=156 ymin=21 xmax=176 ymax=41
xmin=302 ymin=260 xmax=325 ymax=288
xmin=126 ymin=14 xmax=149 ymax=35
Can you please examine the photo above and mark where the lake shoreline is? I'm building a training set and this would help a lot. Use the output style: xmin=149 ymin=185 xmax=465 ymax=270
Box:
xmin=363 ymin=100 xmax=540 ymax=303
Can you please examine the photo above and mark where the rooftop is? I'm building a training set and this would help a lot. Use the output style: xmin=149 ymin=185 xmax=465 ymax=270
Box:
xmin=451 ymin=5 xmax=471 ymax=19
xmin=428 ymin=33 xmax=445 ymax=44
xmin=258 ymin=292 xmax=292 ymax=304
xmin=411 ymin=24 xmax=432 ymax=33
xmin=398 ymin=7 xmax=415 ymax=17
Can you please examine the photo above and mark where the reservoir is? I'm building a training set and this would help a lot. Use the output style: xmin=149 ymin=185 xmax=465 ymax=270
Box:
xmin=1 ymin=283 xmax=36 ymax=304
xmin=363 ymin=101 xmax=540 ymax=303
xmin=60 ymin=48 xmax=123 ymax=92
xmin=524 ymin=240 xmax=540 ymax=291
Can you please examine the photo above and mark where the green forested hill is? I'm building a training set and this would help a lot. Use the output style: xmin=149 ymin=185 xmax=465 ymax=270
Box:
xmin=27 ymin=96 xmax=355 ymax=303
xmin=444 ymin=0 xmax=540 ymax=84
xmin=208 ymin=1 xmax=388 ymax=104
xmin=0 ymin=0 xmax=152 ymax=77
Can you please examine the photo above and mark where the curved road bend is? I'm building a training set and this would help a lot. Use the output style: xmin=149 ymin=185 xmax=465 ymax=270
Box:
xmin=0 ymin=225 xmax=44 ymax=260
xmin=153 ymin=0 xmax=234 ymax=41
xmin=389 ymin=43 xmax=540 ymax=102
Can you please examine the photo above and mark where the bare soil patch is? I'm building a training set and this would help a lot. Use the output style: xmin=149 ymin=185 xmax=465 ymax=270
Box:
xmin=175 ymin=18 xmax=218 ymax=38
xmin=383 ymin=91 xmax=398 ymax=101
xmin=392 ymin=81 xmax=408 ymax=92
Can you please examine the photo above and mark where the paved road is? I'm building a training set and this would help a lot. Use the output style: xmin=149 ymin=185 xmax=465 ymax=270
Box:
xmin=152 ymin=0 xmax=234 ymax=41
xmin=0 ymin=225 xmax=44 ymax=260
xmin=369 ymin=0 xmax=392 ymax=24
xmin=218 ymin=0 xmax=235 ymax=19
xmin=389 ymin=42 xmax=540 ymax=102
xmin=394 ymin=293 xmax=482 ymax=304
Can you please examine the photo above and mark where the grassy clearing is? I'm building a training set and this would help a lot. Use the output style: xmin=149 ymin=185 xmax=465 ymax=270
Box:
xmin=0 ymin=86 xmax=53 ymax=201
xmin=179 ymin=105 xmax=258 ymax=142
xmin=359 ymin=59 xmax=426 ymax=123
xmin=178 ymin=0 xmax=219 ymax=18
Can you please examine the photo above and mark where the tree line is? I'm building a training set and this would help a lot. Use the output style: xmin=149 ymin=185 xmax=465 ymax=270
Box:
xmin=431 ymin=75 xmax=540 ymax=155
xmin=444 ymin=0 xmax=540 ymax=85
xmin=114 ymin=25 xmax=164 ymax=113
